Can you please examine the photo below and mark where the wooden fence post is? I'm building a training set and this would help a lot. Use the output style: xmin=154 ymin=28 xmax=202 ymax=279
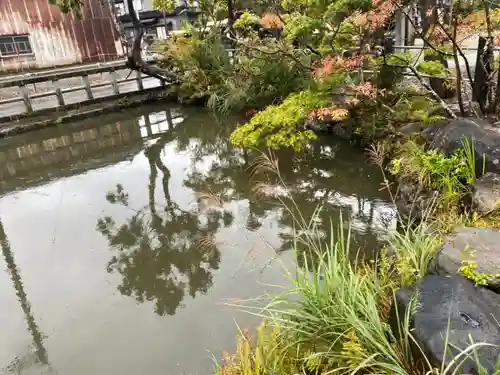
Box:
xmin=52 ymin=78 xmax=65 ymax=107
xmin=82 ymin=74 xmax=94 ymax=99
xmin=18 ymin=84 xmax=33 ymax=113
xmin=110 ymin=69 xmax=120 ymax=94
xmin=384 ymin=34 xmax=395 ymax=55
xmin=136 ymin=70 xmax=144 ymax=90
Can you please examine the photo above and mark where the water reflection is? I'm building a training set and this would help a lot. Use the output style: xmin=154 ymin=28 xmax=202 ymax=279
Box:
xmin=96 ymin=107 xmax=396 ymax=316
xmin=0 ymin=104 xmax=397 ymax=375
xmin=96 ymin=184 xmax=228 ymax=316
xmin=95 ymin=112 xmax=239 ymax=316
xmin=0 ymin=221 xmax=52 ymax=374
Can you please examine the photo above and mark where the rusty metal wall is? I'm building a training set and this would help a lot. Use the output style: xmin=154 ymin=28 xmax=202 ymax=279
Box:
xmin=0 ymin=0 xmax=125 ymax=72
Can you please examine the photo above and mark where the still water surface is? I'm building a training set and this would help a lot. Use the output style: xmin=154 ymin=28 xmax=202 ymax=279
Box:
xmin=0 ymin=104 xmax=396 ymax=375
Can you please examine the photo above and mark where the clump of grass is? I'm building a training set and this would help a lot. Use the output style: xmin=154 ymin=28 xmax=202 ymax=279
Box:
xmin=214 ymin=321 xmax=302 ymax=375
xmin=388 ymin=140 xmax=472 ymax=209
xmin=387 ymin=219 xmax=440 ymax=287
xmin=257 ymin=213 xmax=436 ymax=374
xmin=461 ymin=136 xmax=485 ymax=184
xmin=216 ymin=148 xmax=499 ymax=375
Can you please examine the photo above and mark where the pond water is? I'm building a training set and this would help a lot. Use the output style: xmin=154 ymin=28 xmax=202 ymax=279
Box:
xmin=0 ymin=104 xmax=396 ymax=375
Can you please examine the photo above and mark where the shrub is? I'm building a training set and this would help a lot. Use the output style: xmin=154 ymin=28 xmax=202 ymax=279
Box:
xmin=233 ymin=11 xmax=261 ymax=32
xmin=159 ymin=26 xmax=312 ymax=112
xmin=214 ymin=322 xmax=302 ymax=375
xmin=208 ymin=46 xmax=313 ymax=113
xmin=158 ymin=29 xmax=233 ymax=100
xmin=229 ymin=90 xmax=330 ymax=151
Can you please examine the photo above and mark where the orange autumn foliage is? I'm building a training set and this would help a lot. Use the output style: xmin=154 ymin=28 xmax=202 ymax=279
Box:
xmin=350 ymin=0 xmax=398 ymax=30
xmin=260 ymin=13 xmax=283 ymax=28
xmin=313 ymin=56 xmax=365 ymax=77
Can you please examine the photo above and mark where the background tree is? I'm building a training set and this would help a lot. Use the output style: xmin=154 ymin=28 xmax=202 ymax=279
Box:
xmin=50 ymin=0 xmax=178 ymax=82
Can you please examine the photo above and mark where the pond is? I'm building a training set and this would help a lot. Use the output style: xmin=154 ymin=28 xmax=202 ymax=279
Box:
xmin=0 ymin=104 xmax=396 ymax=375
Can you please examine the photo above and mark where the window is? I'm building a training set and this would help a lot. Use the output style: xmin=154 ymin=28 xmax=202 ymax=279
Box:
xmin=0 ymin=35 xmax=33 ymax=57
xmin=133 ymin=0 xmax=143 ymax=11
xmin=123 ymin=0 xmax=142 ymax=15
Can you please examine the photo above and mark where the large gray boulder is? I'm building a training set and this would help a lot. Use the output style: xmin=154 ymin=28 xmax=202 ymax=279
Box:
xmin=429 ymin=227 xmax=500 ymax=290
xmin=391 ymin=275 xmax=500 ymax=374
xmin=421 ymin=118 xmax=500 ymax=176
xmin=470 ymin=173 xmax=500 ymax=214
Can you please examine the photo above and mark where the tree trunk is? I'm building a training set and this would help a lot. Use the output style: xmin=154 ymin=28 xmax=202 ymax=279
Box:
xmin=420 ymin=0 xmax=448 ymax=98
xmin=227 ymin=0 xmax=234 ymax=34
xmin=125 ymin=0 xmax=177 ymax=82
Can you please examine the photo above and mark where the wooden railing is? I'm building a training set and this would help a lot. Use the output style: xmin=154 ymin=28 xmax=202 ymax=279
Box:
xmin=0 ymin=58 xmax=161 ymax=117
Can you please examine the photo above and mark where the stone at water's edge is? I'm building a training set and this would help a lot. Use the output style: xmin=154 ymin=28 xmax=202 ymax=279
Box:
xmin=429 ymin=227 xmax=500 ymax=290
xmin=421 ymin=118 xmax=500 ymax=176
xmin=303 ymin=118 xmax=359 ymax=140
xmin=396 ymin=121 xmax=427 ymax=136
xmin=470 ymin=173 xmax=500 ymax=214
xmin=390 ymin=275 xmax=500 ymax=374
xmin=394 ymin=177 xmax=438 ymax=222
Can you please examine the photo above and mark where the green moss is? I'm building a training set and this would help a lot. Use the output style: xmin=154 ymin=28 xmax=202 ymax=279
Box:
xmin=458 ymin=245 xmax=500 ymax=286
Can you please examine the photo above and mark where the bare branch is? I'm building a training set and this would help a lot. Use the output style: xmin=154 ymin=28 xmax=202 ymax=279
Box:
xmin=452 ymin=11 xmax=466 ymax=116
xmin=227 ymin=35 xmax=315 ymax=71
xmin=434 ymin=17 xmax=485 ymax=115
xmin=386 ymin=53 xmax=457 ymax=118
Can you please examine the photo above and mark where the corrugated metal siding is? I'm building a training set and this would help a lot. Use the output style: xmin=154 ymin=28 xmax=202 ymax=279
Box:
xmin=0 ymin=0 xmax=124 ymax=72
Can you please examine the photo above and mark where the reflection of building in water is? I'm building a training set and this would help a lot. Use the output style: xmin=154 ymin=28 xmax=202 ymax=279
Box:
xmin=315 ymin=189 xmax=397 ymax=235
xmin=0 ymin=108 xmax=185 ymax=195
xmin=138 ymin=108 xmax=184 ymax=138
xmin=0 ymin=118 xmax=143 ymax=195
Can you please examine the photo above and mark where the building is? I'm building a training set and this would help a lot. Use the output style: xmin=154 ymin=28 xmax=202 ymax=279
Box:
xmin=0 ymin=0 xmax=124 ymax=72
xmin=114 ymin=0 xmax=200 ymax=42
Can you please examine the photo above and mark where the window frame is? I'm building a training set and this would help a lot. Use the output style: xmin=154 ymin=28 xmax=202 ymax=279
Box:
xmin=0 ymin=35 xmax=34 ymax=58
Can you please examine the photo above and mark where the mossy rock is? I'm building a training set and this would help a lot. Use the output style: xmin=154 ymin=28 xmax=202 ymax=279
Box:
xmin=429 ymin=227 xmax=500 ymax=290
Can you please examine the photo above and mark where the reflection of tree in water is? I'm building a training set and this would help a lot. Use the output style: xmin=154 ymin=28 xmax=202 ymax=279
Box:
xmin=184 ymin=139 xmax=394 ymax=255
xmin=97 ymin=131 xmax=234 ymax=316
xmin=97 ymin=107 xmax=394 ymax=314
xmin=0 ymin=221 xmax=53 ymax=374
